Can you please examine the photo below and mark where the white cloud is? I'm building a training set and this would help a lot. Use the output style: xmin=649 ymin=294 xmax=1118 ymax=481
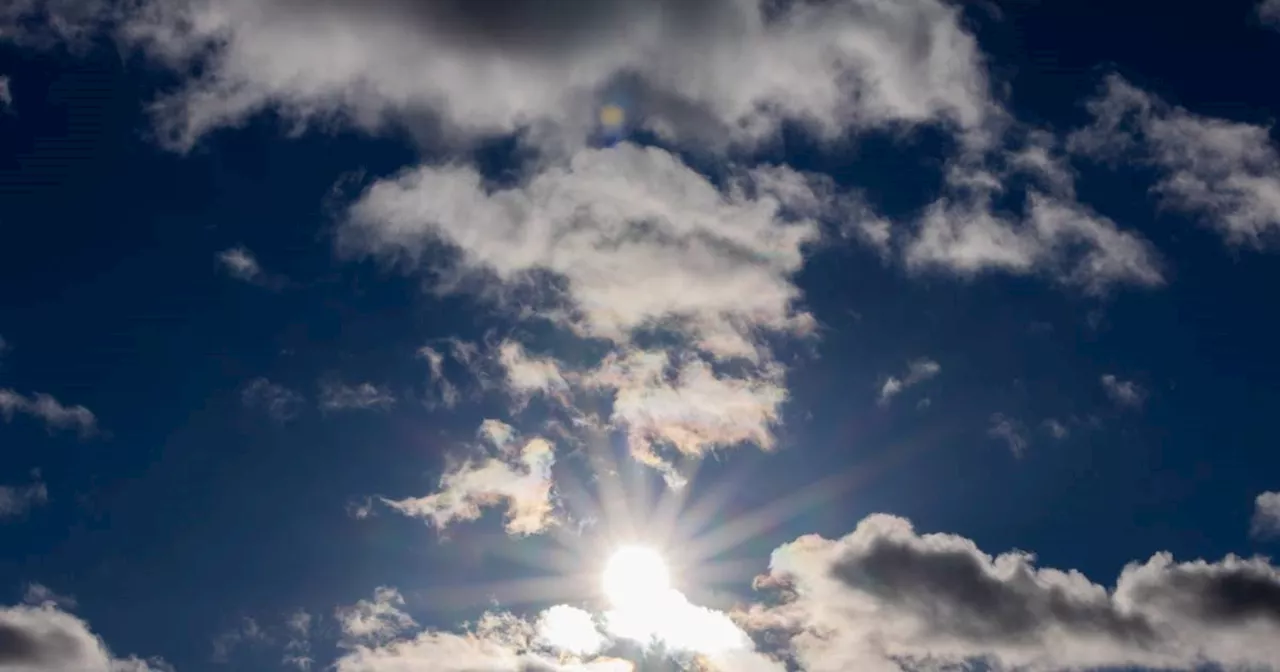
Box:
xmin=1071 ymin=74 xmax=1280 ymax=248
xmin=1043 ymin=418 xmax=1069 ymax=440
xmin=0 ymin=602 xmax=169 ymax=672
xmin=1100 ymin=374 xmax=1146 ymax=408
xmin=336 ymin=587 xmax=417 ymax=647
xmin=0 ymin=473 xmax=47 ymax=519
xmin=94 ymin=0 xmax=998 ymax=153
xmin=319 ymin=381 xmax=396 ymax=412
xmin=1253 ymin=491 xmax=1280 ymax=540
xmin=0 ymin=389 xmax=98 ymax=436
xmin=743 ymin=513 xmax=1280 ymax=671
xmin=496 ymin=341 xmax=572 ymax=410
xmin=904 ymin=189 xmax=1164 ymax=295
xmin=241 ymin=377 xmax=304 ymax=421
xmin=381 ymin=425 xmax=557 ymax=535
xmin=534 ymin=605 xmax=605 ymax=658
xmin=217 ymin=246 xmax=286 ymax=289
xmin=877 ymin=358 xmax=940 ymax=406
xmin=987 ymin=413 xmax=1027 ymax=457
xmin=0 ymin=75 xmax=11 ymax=110
xmin=1260 ymin=0 xmax=1280 ymax=28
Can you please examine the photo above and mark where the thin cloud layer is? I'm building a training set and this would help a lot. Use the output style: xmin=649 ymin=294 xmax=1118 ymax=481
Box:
xmin=101 ymin=0 xmax=997 ymax=151
xmin=381 ymin=421 xmax=557 ymax=535
xmin=744 ymin=513 xmax=1280 ymax=671
xmin=0 ymin=389 xmax=97 ymax=436
xmin=1071 ymin=74 xmax=1280 ymax=248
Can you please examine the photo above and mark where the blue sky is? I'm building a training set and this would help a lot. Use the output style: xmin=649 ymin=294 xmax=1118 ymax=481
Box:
xmin=3 ymin=0 xmax=1280 ymax=670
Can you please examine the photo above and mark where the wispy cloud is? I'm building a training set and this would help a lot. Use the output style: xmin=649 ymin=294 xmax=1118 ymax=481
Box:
xmin=0 ymin=74 xmax=10 ymax=110
xmin=217 ymin=246 xmax=285 ymax=289
xmin=0 ymin=472 xmax=48 ymax=520
xmin=1071 ymin=74 xmax=1280 ymax=249
xmin=211 ymin=616 xmax=269 ymax=663
xmin=381 ymin=421 xmax=557 ymax=535
xmin=241 ymin=378 xmax=304 ymax=422
xmin=878 ymin=358 xmax=941 ymax=406
xmin=283 ymin=610 xmax=313 ymax=671
xmin=0 ymin=389 xmax=97 ymax=436
xmin=318 ymin=382 xmax=396 ymax=413
xmin=1260 ymin=0 xmax=1280 ymax=28
xmin=988 ymin=413 xmax=1028 ymax=457
xmin=1101 ymin=374 xmax=1147 ymax=408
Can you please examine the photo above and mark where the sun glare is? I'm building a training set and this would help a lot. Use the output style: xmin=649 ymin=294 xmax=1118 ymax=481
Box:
xmin=602 ymin=546 xmax=670 ymax=610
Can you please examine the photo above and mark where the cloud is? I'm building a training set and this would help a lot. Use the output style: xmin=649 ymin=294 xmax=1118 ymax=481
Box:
xmin=211 ymin=616 xmax=269 ymax=663
xmin=1070 ymin=74 xmax=1280 ymax=248
xmin=417 ymin=345 xmax=461 ymax=409
xmin=1043 ymin=418 xmax=1069 ymax=440
xmin=22 ymin=584 xmax=76 ymax=610
xmin=1253 ymin=491 xmax=1280 ymax=540
xmin=0 ymin=473 xmax=47 ymax=520
xmin=0 ymin=75 xmax=10 ymax=110
xmin=0 ymin=389 xmax=98 ymax=436
xmin=283 ymin=609 xmax=313 ymax=671
xmin=318 ymin=381 xmax=397 ymax=412
xmin=988 ymin=413 xmax=1028 ymax=457
xmin=1260 ymin=0 xmax=1280 ymax=28
xmin=903 ymin=185 xmax=1164 ymax=295
xmin=1100 ymin=374 xmax=1146 ymax=408
xmin=330 ymin=589 xmax=778 ymax=672
xmin=744 ymin=513 xmax=1280 ymax=671
xmin=343 ymin=143 xmax=825 ymax=479
xmin=91 ymin=0 xmax=998 ymax=152
xmin=216 ymin=246 xmax=285 ymax=289
xmin=877 ymin=358 xmax=940 ymax=406
xmin=336 ymin=587 xmax=417 ymax=647
xmin=0 ymin=602 xmax=169 ymax=672
xmin=241 ymin=377 xmax=305 ymax=421
xmin=381 ymin=422 xmax=557 ymax=535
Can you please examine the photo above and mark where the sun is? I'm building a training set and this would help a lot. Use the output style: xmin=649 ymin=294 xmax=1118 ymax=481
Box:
xmin=602 ymin=546 xmax=670 ymax=610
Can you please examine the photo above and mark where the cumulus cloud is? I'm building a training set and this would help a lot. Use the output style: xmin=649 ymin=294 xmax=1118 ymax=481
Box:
xmin=0 ymin=602 xmax=169 ymax=672
xmin=0 ymin=389 xmax=98 ymax=436
xmin=988 ymin=413 xmax=1028 ymax=457
xmin=81 ymin=0 xmax=998 ymax=152
xmin=381 ymin=421 xmax=557 ymax=535
xmin=877 ymin=358 xmax=940 ymax=406
xmin=343 ymin=143 xmax=826 ymax=479
xmin=1071 ymin=74 xmax=1280 ymax=248
xmin=744 ymin=513 xmax=1280 ymax=671
xmin=0 ymin=473 xmax=48 ymax=519
xmin=241 ymin=377 xmax=304 ymax=421
xmin=1253 ymin=491 xmax=1280 ymax=540
xmin=1100 ymin=374 xmax=1146 ymax=408
xmin=319 ymin=381 xmax=397 ymax=412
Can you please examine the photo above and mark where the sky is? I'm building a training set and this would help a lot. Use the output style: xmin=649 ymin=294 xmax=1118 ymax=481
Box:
xmin=3 ymin=0 xmax=1280 ymax=670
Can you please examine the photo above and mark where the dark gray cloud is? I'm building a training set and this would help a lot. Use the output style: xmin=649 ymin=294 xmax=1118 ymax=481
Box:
xmin=0 ymin=604 xmax=168 ymax=671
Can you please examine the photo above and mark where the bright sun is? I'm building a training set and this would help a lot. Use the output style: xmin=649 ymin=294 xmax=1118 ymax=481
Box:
xmin=602 ymin=546 xmax=670 ymax=610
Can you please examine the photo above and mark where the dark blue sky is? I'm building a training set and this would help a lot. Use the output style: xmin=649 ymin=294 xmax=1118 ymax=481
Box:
xmin=3 ymin=1 xmax=1280 ymax=671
